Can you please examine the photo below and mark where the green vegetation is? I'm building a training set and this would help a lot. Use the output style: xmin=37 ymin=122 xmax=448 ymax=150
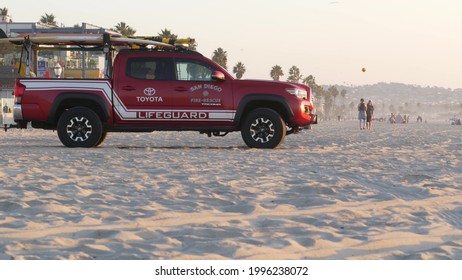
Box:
xmin=232 ymin=62 xmax=246 ymax=80
xmin=211 ymin=48 xmax=227 ymax=70
xmin=112 ymin=22 xmax=136 ymax=36
xmin=39 ymin=13 xmax=57 ymax=26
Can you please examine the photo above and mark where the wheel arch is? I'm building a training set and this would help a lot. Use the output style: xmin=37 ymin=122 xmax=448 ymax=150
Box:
xmin=234 ymin=94 xmax=294 ymax=127
xmin=48 ymin=92 xmax=111 ymax=125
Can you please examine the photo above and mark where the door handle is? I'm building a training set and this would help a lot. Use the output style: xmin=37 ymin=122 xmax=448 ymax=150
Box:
xmin=174 ymin=87 xmax=188 ymax=92
xmin=122 ymin=86 xmax=136 ymax=91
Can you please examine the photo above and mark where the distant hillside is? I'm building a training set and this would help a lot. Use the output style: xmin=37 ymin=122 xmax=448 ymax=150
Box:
xmin=322 ymin=82 xmax=462 ymax=121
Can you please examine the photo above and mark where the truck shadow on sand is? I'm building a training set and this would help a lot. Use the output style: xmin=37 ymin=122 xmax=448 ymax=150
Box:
xmin=116 ymin=145 xmax=249 ymax=150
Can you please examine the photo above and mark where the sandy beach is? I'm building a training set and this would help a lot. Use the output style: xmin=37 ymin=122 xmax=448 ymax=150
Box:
xmin=1 ymin=120 xmax=461 ymax=260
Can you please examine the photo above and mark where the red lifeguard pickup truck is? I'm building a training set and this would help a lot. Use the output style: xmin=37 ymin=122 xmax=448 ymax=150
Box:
xmin=12 ymin=37 xmax=317 ymax=148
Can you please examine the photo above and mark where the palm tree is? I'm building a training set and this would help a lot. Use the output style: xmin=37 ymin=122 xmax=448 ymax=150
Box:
xmin=302 ymin=75 xmax=325 ymax=111
xmin=302 ymin=75 xmax=316 ymax=88
xmin=40 ymin=13 xmax=57 ymax=26
xmin=349 ymin=101 xmax=356 ymax=114
xmin=188 ymin=41 xmax=198 ymax=51
xmin=270 ymin=65 xmax=284 ymax=81
xmin=313 ymin=86 xmax=323 ymax=102
xmin=158 ymin=28 xmax=177 ymax=39
xmin=113 ymin=22 xmax=136 ymax=36
xmin=340 ymin=89 xmax=347 ymax=106
xmin=0 ymin=7 xmax=8 ymax=16
xmin=340 ymin=89 xmax=347 ymax=99
xmin=328 ymin=86 xmax=339 ymax=109
xmin=233 ymin=62 xmax=246 ymax=79
xmin=212 ymin=48 xmax=228 ymax=70
xmin=157 ymin=28 xmax=197 ymax=50
xmin=323 ymin=90 xmax=334 ymax=119
xmin=287 ymin=65 xmax=302 ymax=83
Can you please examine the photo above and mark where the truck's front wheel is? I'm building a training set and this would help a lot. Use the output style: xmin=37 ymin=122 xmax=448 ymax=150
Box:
xmin=57 ymin=107 xmax=103 ymax=148
xmin=241 ymin=108 xmax=286 ymax=149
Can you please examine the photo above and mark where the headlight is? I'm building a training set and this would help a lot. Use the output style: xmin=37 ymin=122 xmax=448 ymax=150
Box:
xmin=286 ymin=88 xmax=307 ymax=99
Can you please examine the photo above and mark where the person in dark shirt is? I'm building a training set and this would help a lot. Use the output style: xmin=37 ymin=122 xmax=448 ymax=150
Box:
xmin=366 ymin=100 xmax=374 ymax=129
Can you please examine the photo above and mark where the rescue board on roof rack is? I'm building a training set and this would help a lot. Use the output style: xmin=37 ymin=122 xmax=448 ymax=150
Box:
xmin=0 ymin=34 xmax=180 ymax=49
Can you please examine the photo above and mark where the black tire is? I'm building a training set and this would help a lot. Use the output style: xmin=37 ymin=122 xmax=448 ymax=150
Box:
xmin=57 ymin=107 xmax=103 ymax=148
xmin=241 ymin=108 xmax=286 ymax=149
xmin=94 ymin=131 xmax=108 ymax=147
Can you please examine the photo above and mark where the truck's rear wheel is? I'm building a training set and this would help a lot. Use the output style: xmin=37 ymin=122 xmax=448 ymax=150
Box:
xmin=241 ymin=108 xmax=286 ymax=149
xmin=57 ymin=107 xmax=103 ymax=148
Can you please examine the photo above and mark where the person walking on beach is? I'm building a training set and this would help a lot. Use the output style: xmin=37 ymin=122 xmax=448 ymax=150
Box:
xmin=358 ymin=98 xmax=367 ymax=130
xmin=366 ymin=100 xmax=374 ymax=129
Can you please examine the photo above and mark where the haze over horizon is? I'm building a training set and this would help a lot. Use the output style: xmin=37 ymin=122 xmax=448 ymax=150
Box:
xmin=3 ymin=0 xmax=462 ymax=89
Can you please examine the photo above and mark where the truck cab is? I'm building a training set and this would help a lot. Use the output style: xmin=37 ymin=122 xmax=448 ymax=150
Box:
xmin=112 ymin=49 xmax=235 ymax=130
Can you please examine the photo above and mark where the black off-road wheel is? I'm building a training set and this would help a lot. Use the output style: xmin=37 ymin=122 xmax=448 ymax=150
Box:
xmin=241 ymin=108 xmax=286 ymax=149
xmin=57 ymin=107 xmax=103 ymax=148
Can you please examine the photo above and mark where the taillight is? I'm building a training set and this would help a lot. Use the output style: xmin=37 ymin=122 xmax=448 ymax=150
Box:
xmin=13 ymin=80 xmax=25 ymax=104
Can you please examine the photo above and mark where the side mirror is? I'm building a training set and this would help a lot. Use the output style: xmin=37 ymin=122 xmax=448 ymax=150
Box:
xmin=211 ymin=71 xmax=226 ymax=81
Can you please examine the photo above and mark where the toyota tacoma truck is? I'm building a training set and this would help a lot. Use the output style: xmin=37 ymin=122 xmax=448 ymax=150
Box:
xmin=10 ymin=34 xmax=317 ymax=148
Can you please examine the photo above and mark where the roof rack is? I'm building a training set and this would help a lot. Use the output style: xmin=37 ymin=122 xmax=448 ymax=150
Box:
xmin=0 ymin=32 xmax=195 ymax=49
xmin=117 ymin=47 xmax=203 ymax=56
xmin=0 ymin=33 xmax=197 ymax=78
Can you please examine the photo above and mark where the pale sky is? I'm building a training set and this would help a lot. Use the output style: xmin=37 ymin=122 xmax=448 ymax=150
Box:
xmin=3 ymin=0 xmax=462 ymax=89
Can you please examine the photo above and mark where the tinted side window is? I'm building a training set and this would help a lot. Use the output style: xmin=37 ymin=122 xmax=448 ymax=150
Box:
xmin=126 ymin=58 xmax=173 ymax=80
xmin=175 ymin=59 xmax=215 ymax=81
